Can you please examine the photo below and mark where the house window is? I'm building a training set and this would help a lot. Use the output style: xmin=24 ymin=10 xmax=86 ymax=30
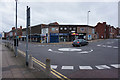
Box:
xmin=64 ymin=27 xmax=67 ymax=30
xmin=60 ymin=27 xmax=63 ymax=30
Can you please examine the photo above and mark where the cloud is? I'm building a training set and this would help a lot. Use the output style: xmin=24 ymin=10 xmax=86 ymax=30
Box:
xmin=0 ymin=1 xmax=118 ymax=32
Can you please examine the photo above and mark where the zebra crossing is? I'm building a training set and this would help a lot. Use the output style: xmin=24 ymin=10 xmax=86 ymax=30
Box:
xmin=50 ymin=64 xmax=120 ymax=70
xmin=97 ymin=45 xmax=118 ymax=49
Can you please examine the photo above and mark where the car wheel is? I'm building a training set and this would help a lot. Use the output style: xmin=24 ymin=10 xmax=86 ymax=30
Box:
xmin=73 ymin=45 xmax=75 ymax=47
xmin=79 ymin=44 xmax=81 ymax=47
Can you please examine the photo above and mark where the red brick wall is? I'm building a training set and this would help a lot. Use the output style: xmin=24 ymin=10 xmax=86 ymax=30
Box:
xmin=95 ymin=22 xmax=105 ymax=39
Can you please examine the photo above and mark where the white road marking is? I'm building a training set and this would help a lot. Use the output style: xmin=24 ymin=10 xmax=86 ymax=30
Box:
xmin=111 ymin=64 xmax=120 ymax=68
xmin=58 ymin=48 xmax=82 ymax=51
xmin=97 ymin=45 xmax=101 ymax=46
xmin=19 ymin=43 xmax=21 ymax=44
xmin=79 ymin=51 xmax=88 ymax=53
xmin=79 ymin=66 xmax=93 ymax=69
xmin=78 ymin=49 xmax=93 ymax=53
xmin=95 ymin=65 xmax=111 ymax=69
xmin=48 ymin=49 xmax=52 ymax=51
xmin=48 ymin=49 xmax=63 ymax=53
xmin=62 ymin=66 xmax=74 ymax=70
xmin=89 ymin=49 xmax=93 ymax=52
xmin=51 ymin=65 xmax=58 ymax=69
xmin=107 ymin=46 xmax=112 ymax=47
xmin=113 ymin=47 xmax=118 ymax=48
xmin=102 ymin=45 xmax=106 ymax=47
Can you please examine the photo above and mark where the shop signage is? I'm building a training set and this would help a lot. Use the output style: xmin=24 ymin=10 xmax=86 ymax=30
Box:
xmin=71 ymin=33 xmax=78 ymax=35
xmin=59 ymin=33 xmax=69 ymax=36
xmin=50 ymin=33 xmax=59 ymax=36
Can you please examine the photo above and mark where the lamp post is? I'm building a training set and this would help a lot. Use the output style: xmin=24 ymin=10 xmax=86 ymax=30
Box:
xmin=87 ymin=11 xmax=90 ymax=40
xmin=15 ymin=0 xmax=18 ymax=57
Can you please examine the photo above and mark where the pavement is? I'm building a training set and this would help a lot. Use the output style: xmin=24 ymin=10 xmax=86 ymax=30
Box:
xmin=1 ymin=43 xmax=48 ymax=79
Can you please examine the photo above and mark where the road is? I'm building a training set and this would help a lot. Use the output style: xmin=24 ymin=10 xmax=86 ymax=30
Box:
xmin=3 ymin=39 xmax=120 ymax=78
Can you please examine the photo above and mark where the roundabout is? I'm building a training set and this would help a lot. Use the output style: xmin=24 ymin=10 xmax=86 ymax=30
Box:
xmin=48 ymin=47 xmax=93 ymax=54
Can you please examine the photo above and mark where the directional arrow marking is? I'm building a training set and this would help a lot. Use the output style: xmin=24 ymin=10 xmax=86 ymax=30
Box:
xmin=78 ymin=49 xmax=93 ymax=54
xmin=48 ymin=49 xmax=63 ymax=53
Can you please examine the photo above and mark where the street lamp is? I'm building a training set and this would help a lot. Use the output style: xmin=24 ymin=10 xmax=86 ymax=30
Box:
xmin=87 ymin=10 xmax=90 ymax=40
xmin=15 ymin=0 xmax=18 ymax=57
xmin=87 ymin=11 xmax=90 ymax=25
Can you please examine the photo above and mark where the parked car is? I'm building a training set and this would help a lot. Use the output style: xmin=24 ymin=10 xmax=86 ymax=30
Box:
xmin=72 ymin=39 xmax=88 ymax=47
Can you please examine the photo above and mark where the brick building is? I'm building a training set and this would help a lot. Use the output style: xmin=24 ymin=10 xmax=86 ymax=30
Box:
xmin=40 ymin=22 xmax=96 ymax=43
xmin=95 ymin=22 xmax=117 ymax=39
xmin=6 ymin=26 xmax=22 ymax=40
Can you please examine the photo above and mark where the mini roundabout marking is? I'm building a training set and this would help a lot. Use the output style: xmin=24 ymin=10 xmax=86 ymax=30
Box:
xmin=48 ymin=48 xmax=93 ymax=54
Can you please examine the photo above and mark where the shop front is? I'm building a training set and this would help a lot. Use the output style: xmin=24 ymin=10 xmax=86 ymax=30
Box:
xmin=41 ymin=34 xmax=48 ymax=43
xmin=69 ymin=33 xmax=79 ymax=42
xmin=78 ymin=33 xmax=86 ymax=39
xmin=30 ymin=34 xmax=41 ymax=42
xmin=69 ymin=33 xmax=86 ymax=41
xmin=59 ymin=33 xmax=69 ymax=42
xmin=50 ymin=33 xmax=59 ymax=43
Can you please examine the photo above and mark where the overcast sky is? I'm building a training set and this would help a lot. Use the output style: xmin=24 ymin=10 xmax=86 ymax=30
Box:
xmin=0 ymin=0 xmax=119 ymax=32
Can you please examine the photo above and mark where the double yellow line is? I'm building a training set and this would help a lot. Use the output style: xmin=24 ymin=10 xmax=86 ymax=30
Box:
xmin=17 ymin=49 xmax=70 ymax=80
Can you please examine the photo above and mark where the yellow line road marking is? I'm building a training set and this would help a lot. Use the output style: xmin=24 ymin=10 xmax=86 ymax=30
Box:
xmin=17 ymin=49 xmax=70 ymax=80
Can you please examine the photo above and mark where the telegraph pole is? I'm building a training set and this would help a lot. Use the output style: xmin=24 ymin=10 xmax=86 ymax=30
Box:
xmin=26 ymin=6 xmax=30 ymax=66
xmin=15 ymin=0 xmax=18 ymax=57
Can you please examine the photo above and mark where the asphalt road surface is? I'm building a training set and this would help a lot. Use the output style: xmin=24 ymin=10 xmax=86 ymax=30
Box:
xmin=3 ymin=39 xmax=120 ymax=78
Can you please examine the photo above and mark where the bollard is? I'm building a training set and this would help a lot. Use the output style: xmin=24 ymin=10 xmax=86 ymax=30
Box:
xmin=11 ymin=43 xmax=14 ymax=51
xmin=7 ymin=42 xmax=8 ymax=48
xmin=46 ymin=58 xmax=51 ymax=77
xmin=28 ymin=54 xmax=33 ymax=69
xmin=10 ymin=43 xmax=13 ymax=51
xmin=5 ymin=42 xmax=6 ymax=46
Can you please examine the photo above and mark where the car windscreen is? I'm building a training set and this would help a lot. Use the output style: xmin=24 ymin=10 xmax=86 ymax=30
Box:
xmin=78 ymin=39 xmax=83 ymax=42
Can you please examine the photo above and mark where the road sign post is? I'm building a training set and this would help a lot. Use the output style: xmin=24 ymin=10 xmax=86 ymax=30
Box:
xmin=26 ymin=6 xmax=30 ymax=66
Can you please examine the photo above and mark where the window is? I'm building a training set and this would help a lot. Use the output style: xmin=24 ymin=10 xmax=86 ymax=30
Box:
xmin=60 ymin=27 xmax=63 ymax=30
xmin=80 ymin=28 xmax=84 ymax=31
xmin=92 ymin=29 xmax=95 ymax=34
xmin=111 ymin=28 xmax=112 ymax=32
xmin=69 ymin=27 xmax=72 ymax=30
xmin=64 ymin=27 xmax=67 ymax=30
xmin=73 ymin=27 xmax=76 ymax=30
xmin=51 ymin=28 xmax=55 ymax=31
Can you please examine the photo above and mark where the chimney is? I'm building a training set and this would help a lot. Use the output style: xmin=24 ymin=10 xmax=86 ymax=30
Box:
xmin=103 ymin=22 xmax=106 ymax=25
xmin=20 ymin=26 xmax=22 ymax=29
xmin=12 ymin=27 xmax=15 ymax=30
